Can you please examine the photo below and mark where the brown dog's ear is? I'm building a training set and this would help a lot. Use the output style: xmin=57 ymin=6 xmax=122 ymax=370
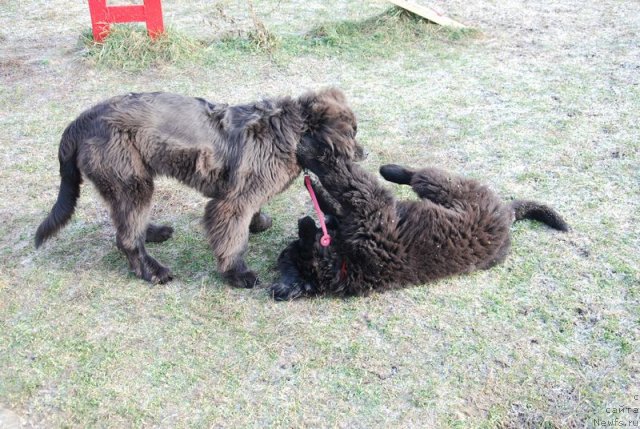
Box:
xmin=297 ymin=89 xmax=317 ymax=110
xmin=298 ymin=89 xmax=331 ymax=136
xmin=319 ymin=87 xmax=346 ymax=103
xmin=298 ymin=87 xmax=345 ymax=123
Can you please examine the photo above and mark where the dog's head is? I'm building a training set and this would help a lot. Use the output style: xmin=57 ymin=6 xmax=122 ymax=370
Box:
xmin=277 ymin=215 xmax=340 ymax=290
xmin=297 ymin=88 xmax=366 ymax=169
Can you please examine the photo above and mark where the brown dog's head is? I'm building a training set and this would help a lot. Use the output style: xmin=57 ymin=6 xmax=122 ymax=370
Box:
xmin=297 ymin=88 xmax=366 ymax=169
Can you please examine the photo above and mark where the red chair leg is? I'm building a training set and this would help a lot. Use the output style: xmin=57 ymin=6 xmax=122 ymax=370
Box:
xmin=87 ymin=0 xmax=110 ymax=43
xmin=144 ymin=0 xmax=165 ymax=39
xmin=87 ymin=0 xmax=164 ymax=43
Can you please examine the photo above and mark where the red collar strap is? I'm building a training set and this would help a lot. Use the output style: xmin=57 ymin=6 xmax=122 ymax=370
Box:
xmin=339 ymin=259 xmax=348 ymax=281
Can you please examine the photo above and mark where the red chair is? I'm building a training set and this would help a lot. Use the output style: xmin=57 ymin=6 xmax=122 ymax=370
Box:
xmin=88 ymin=0 xmax=164 ymax=43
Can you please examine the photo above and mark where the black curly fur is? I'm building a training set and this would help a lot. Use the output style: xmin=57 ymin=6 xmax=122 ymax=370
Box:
xmin=270 ymin=162 xmax=569 ymax=300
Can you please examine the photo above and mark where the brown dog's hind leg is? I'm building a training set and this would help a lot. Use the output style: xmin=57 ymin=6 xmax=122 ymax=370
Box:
xmin=204 ymin=200 xmax=259 ymax=288
xmin=105 ymin=181 xmax=173 ymax=284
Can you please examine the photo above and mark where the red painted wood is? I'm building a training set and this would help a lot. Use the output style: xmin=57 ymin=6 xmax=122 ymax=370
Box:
xmin=87 ymin=0 xmax=164 ymax=43
xmin=105 ymin=6 xmax=146 ymax=22
xmin=144 ymin=0 xmax=164 ymax=38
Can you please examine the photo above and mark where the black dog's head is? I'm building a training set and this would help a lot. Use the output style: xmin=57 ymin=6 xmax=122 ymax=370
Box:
xmin=271 ymin=215 xmax=341 ymax=300
xmin=296 ymin=87 xmax=366 ymax=169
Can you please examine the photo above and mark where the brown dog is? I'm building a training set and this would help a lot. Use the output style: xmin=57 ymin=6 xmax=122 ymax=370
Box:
xmin=35 ymin=88 xmax=365 ymax=287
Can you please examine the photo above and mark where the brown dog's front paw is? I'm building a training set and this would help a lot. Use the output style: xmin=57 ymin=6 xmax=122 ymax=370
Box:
xmin=223 ymin=269 xmax=260 ymax=288
xmin=249 ymin=212 xmax=273 ymax=234
xmin=151 ymin=266 xmax=174 ymax=284
xmin=140 ymin=256 xmax=173 ymax=284
xmin=269 ymin=281 xmax=312 ymax=301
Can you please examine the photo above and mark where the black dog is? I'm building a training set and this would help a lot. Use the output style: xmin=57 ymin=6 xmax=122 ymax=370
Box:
xmin=270 ymin=160 xmax=568 ymax=300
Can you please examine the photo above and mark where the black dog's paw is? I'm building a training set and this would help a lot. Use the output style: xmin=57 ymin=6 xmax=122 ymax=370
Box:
xmin=223 ymin=269 xmax=260 ymax=288
xmin=298 ymin=216 xmax=318 ymax=242
xmin=269 ymin=282 xmax=304 ymax=301
xmin=296 ymin=141 xmax=331 ymax=176
xmin=299 ymin=157 xmax=327 ymax=176
xmin=379 ymin=164 xmax=414 ymax=185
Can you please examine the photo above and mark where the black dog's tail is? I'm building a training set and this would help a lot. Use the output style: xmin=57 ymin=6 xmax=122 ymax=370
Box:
xmin=510 ymin=200 xmax=569 ymax=232
xmin=35 ymin=123 xmax=83 ymax=248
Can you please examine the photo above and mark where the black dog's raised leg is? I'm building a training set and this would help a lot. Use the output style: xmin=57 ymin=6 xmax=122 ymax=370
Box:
xmin=379 ymin=164 xmax=414 ymax=185
xmin=310 ymin=160 xmax=395 ymax=219
xmin=381 ymin=164 xmax=480 ymax=210
xmin=308 ymin=176 xmax=344 ymax=217
xmin=270 ymin=217 xmax=319 ymax=301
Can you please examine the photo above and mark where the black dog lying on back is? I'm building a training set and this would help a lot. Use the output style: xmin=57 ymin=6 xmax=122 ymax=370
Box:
xmin=270 ymin=159 xmax=569 ymax=300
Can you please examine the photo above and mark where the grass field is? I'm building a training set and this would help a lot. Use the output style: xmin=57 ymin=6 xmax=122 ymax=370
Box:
xmin=1 ymin=0 xmax=639 ymax=427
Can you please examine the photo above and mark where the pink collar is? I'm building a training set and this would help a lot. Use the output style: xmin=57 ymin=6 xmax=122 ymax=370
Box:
xmin=304 ymin=174 xmax=331 ymax=247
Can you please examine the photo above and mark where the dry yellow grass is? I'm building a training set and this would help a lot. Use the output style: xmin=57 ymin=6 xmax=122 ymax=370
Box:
xmin=1 ymin=0 xmax=639 ymax=427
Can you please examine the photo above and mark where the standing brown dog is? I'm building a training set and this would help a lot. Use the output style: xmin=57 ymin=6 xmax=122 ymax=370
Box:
xmin=35 ymin=88 xmax=365 ymax=287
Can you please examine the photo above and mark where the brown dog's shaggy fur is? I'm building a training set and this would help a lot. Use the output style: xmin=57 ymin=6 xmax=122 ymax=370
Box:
xmin=35 ymin=88 xmax=364 ymax=287
xmin=270 ymin=159 xmax=569 ymax=300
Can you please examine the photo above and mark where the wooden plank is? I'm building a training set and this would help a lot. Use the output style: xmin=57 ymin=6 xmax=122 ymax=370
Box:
xmin=388 ymin=0 xmax=468 ymax=28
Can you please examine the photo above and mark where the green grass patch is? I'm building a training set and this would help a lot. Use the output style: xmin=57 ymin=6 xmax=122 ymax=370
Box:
xmin=79 ymin=8 xmax=478 ymax=71
xmin=80 ymin=25 xmax=206 ymax=71
xmin=278 ymin=7 xmax=478 ymax=58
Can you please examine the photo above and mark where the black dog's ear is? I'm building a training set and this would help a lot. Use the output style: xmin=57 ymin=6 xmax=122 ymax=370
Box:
xmin=296 ymin=134 xmax=330 ymax=173
xmin=379 ymin=164 xmax=414 ymax=185
xmin=298 ymin=216 xmax=318 ymax=242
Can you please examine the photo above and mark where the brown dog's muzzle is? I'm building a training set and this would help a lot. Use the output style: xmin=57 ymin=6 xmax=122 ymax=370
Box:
xmin=355 ymin=143 xmax=368 ymax=162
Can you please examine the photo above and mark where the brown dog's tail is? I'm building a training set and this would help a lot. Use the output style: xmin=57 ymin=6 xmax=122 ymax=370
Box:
xmin=35 ymin=123 xmax=83 ymax=248
xmin=510 ymin=200 xmax=569 ymax=232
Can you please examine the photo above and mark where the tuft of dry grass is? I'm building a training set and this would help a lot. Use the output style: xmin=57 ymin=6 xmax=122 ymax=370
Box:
xmin=245 ymin=0 xmax=280 ymax=52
